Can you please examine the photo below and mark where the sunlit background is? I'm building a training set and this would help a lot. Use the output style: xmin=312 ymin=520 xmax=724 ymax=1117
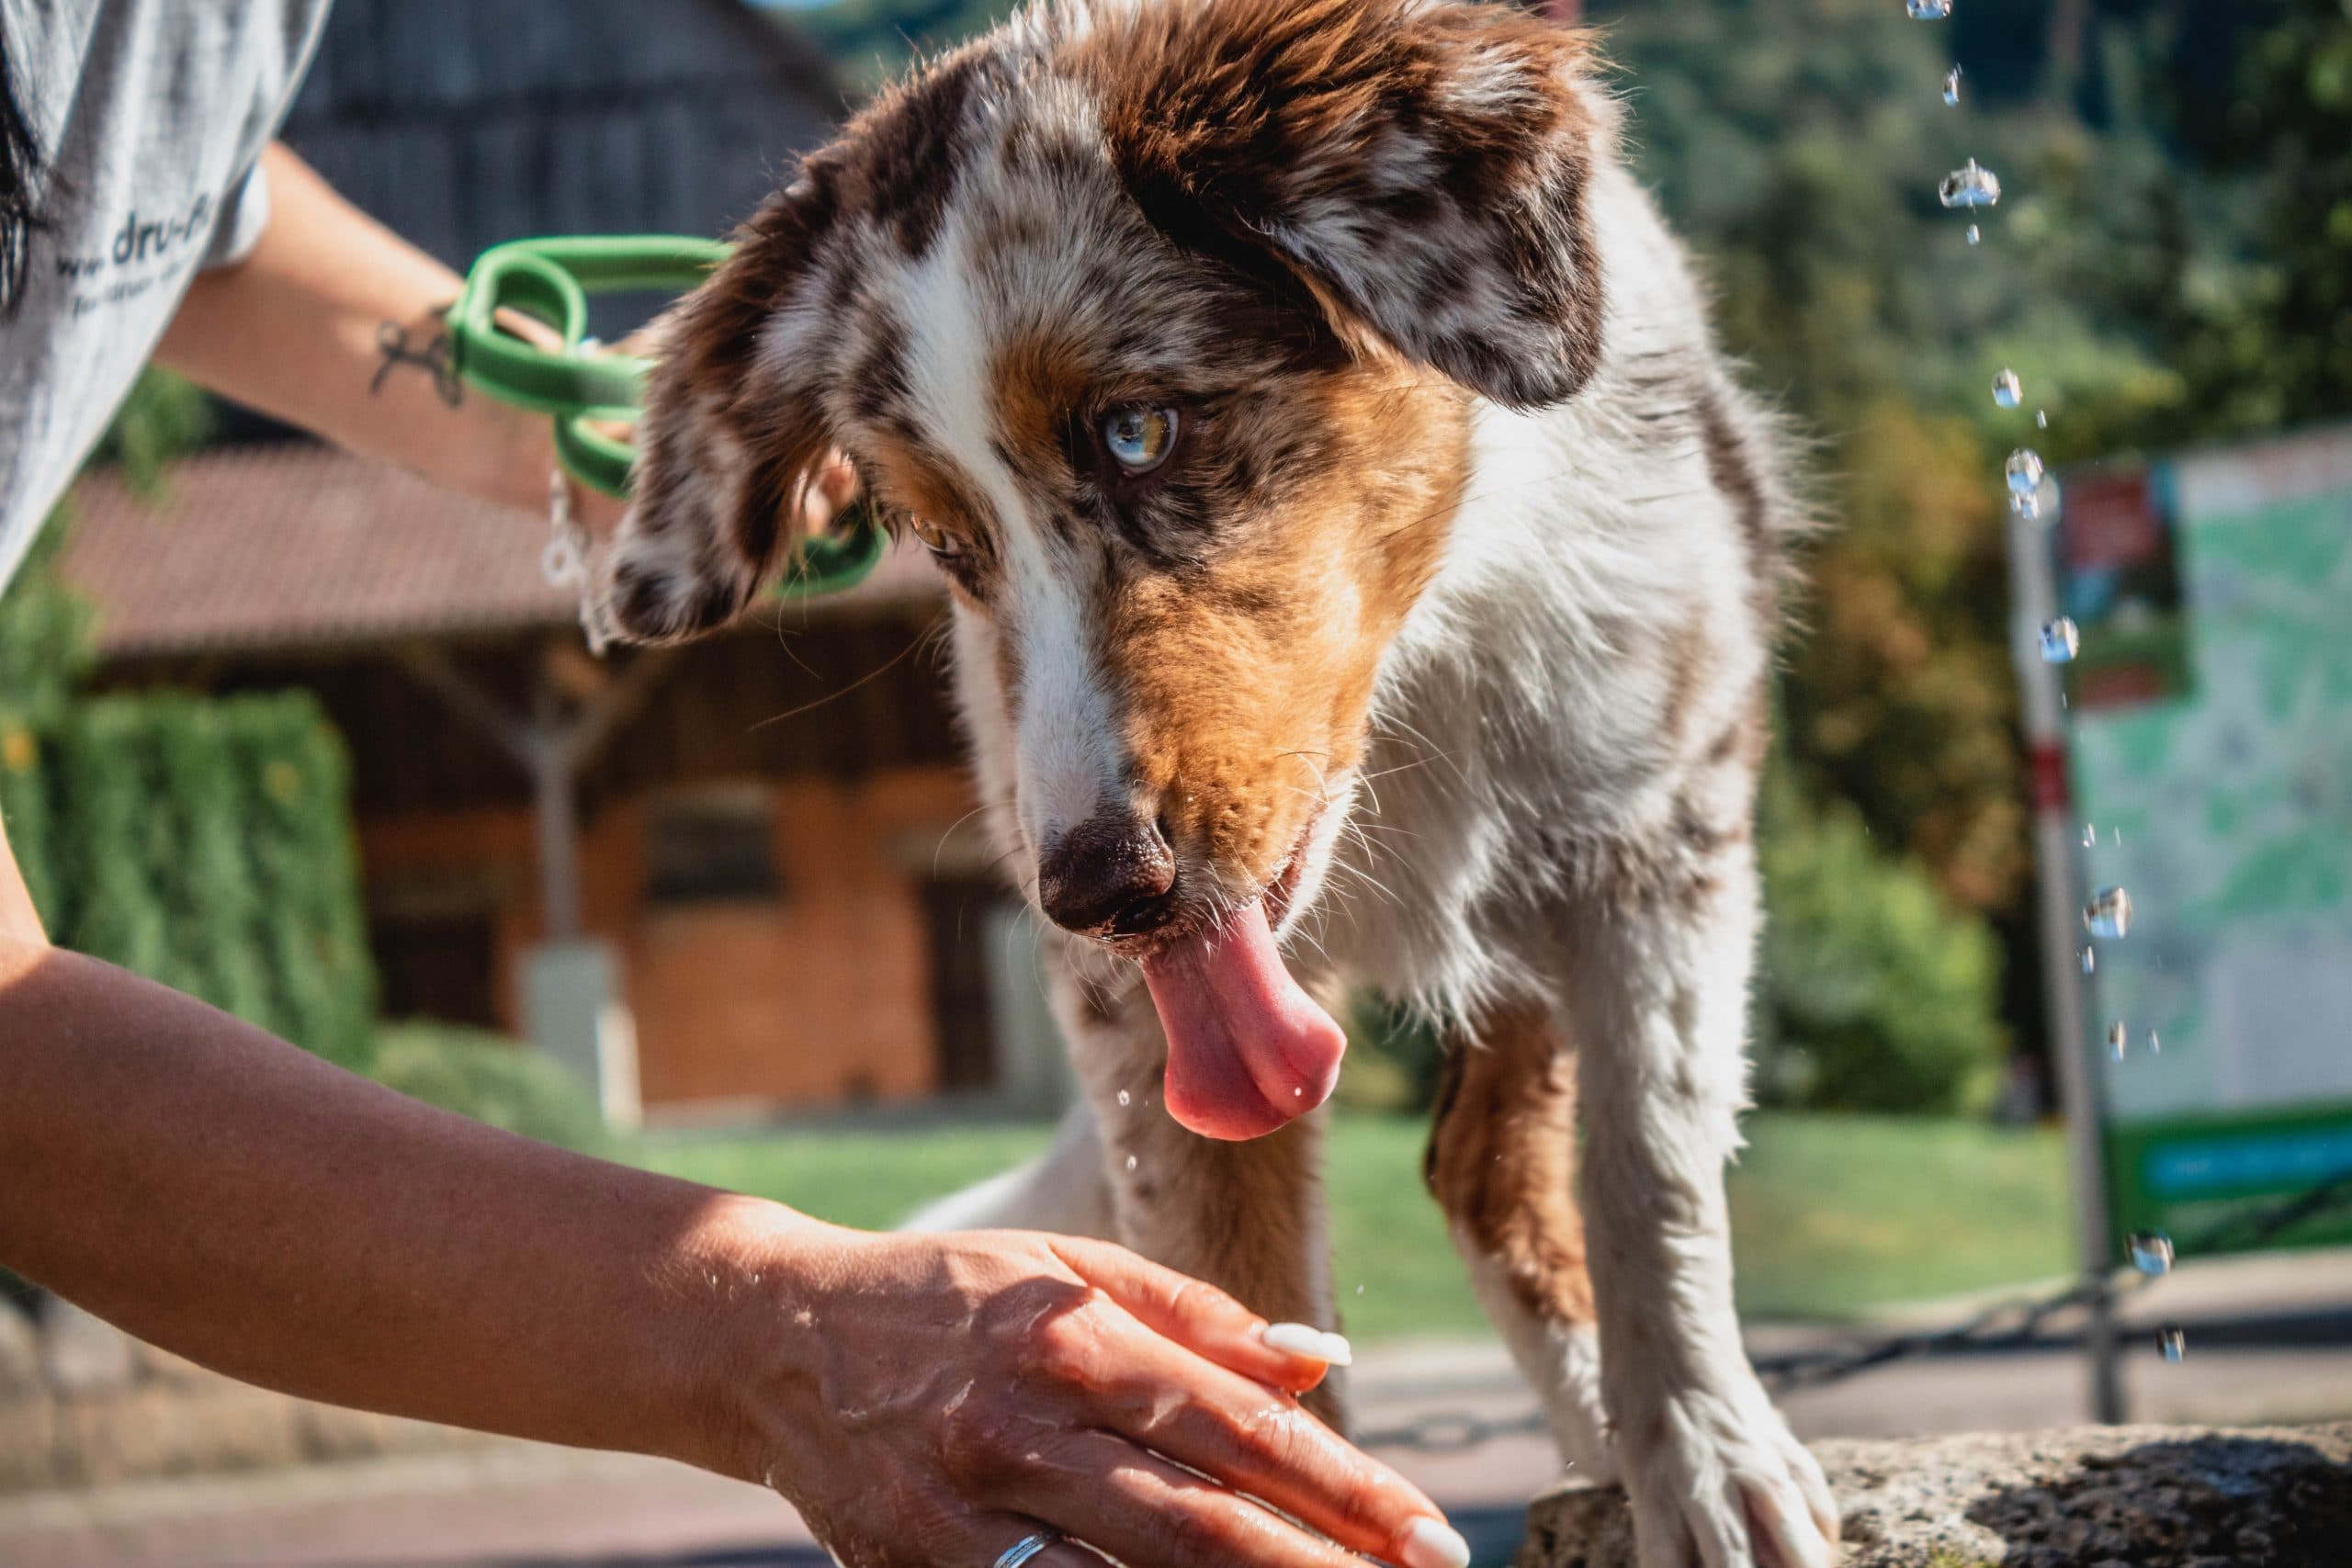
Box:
xmin=3 ymin=0 xmax=2349 ymax=1562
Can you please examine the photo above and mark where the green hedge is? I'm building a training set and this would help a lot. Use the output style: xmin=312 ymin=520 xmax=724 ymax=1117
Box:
xmin=1754 ymin=774 xmax=2007 ymax=1116
xmin=5 ymin=692 xmax=379 ymax=1072
xmin=371 ymin=1022 xmax=614 ymax=1155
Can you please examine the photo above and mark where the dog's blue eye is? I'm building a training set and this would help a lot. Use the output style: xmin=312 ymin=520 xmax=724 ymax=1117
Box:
xmin=1101 ymin=407 xmax=1179 ymax=474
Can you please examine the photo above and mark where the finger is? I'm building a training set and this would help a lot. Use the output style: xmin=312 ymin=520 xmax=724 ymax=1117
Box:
xmin=1079 ymin=1327 xmax=1459 ymax=1568
xmin=1002 ymin=1428 xmax=1371 ymax=1568
xmin=1046 ymin=1237 xmax=1334 ymax=1393
xmin=967 ymin=1515 xmax=1107 ymax=1568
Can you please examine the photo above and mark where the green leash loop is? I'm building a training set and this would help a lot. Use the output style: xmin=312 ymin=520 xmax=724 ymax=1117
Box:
xmin=444 ymin=235 xmax=885 ymax=601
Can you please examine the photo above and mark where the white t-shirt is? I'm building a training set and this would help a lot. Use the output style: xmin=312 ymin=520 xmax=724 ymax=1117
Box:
xmin=0 ymin=0 xmax=332 ymax=585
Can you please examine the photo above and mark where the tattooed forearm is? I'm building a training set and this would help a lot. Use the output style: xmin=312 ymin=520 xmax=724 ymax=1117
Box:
xmin=372 ymin=314 xmax=462 ymax=405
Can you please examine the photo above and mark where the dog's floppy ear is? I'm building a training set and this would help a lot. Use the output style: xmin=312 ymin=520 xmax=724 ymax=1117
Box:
xmin=599 ymin=174 xmax=844 ymax=645
xmin=1095 ymin=0 xmax=1610 ymax=410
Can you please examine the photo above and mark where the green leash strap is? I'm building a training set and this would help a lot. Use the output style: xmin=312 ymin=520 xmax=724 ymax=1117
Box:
xmin=444 ymin=235 xmax=885 ymax=601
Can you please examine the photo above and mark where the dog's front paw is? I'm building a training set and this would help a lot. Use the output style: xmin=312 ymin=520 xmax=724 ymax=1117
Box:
xmin=1617 ymin=1382 xmax=1838 ymax=1568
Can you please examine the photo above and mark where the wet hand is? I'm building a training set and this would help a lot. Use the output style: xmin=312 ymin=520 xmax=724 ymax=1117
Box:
xmin=723 ymin=1223 xmax=1470 ymax=1568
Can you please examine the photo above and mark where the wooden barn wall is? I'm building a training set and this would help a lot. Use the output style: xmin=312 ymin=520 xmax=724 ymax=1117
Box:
xmin=278 ymin=0 xmax=845 ymax=277
xmin=94 ymin=610 xmax=966 ymax=820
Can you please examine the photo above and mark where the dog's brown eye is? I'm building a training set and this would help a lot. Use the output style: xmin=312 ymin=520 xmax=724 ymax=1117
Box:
xmin=908 ymin=514 xmax=960 ymax=558
xmin=1100 ymin=406 xmax=1179 ymax=474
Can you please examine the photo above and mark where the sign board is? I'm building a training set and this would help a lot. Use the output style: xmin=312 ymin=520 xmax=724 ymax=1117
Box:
xmin=2056 ymin=425 xmax=2352 ymax=1257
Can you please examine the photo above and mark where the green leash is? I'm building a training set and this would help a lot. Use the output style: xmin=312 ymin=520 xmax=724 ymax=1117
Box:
xmin=444 ymin=235 xmax=885 ymax=602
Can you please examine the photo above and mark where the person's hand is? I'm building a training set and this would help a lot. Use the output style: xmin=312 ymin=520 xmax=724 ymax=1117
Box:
xmin=564 ymin=427 xmax=856 ymax=548
xmin=714 ymin=1218 xmax=1472 ymax=1568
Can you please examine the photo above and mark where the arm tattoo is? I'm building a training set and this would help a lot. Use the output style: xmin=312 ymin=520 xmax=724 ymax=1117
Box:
xmin=372 ymin=315 xmax=463 ymax=406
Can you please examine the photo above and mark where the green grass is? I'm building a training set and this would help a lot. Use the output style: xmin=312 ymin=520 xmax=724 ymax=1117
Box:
xmin=638 ymin=1111 xmax=2069 ymax=1339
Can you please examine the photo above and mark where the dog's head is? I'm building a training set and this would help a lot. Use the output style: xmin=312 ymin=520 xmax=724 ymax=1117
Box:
xmin=603 ymin=0 xmax=1608 ymax=1138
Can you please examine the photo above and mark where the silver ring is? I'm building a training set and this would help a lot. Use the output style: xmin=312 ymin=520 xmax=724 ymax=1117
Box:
xmin=992 ymin=1530 xmax=1060 ymax=1568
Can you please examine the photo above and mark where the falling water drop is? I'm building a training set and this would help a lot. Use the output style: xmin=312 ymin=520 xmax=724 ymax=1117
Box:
xmin=1942 ymin=65 xmax=1962 ymax=105
xmin=2007 ymin=447 xmax=2045 ymax=495
xmin=2147 ymin=1029 xmax=2162 ymax=1055
xmin=2084 ymin=886 xmax=2135 ymax=939
xmin=2039 ymin=617 xmax=2080 ymax=663
xmin=1966 ymin=224 xmax=1981 ymax=245
xmin=1355 ymin=1284 xmax=1366 ymax=1296
xmin=2128 ymin=1232 xmax=2176 ymax=1276
xmin=2108 ymin=1020 xmax=2130 ymax=1060
xmin=2080 ymin=945 xmax=2097 ymax=975
xmin=1994 ymin=368 xmax=2024 ymax=408
xmin=1939 ymin=158 xmax=2002 ymax=209
xmin=2157 ymin=1325 xmax=2187 ymax=1362
xmin=2036 ymin=408 xmax=2050 ymax=429
xmin=2082 ymin=822 xmax=2097 ymax=848
xmin=1907 ymin=0 xmax=1953 ymax=17
xmin=1116 ymin=1089 xmax=1131 ymax=1107
xmin=1125 ymin=1154 xmax=1139 ymax=1172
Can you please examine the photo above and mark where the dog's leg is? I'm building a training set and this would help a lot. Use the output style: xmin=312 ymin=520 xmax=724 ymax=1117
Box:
xmin=1568 ymin=860 xmax=1839 ymax=1568
xmin=1055 ymin=948 xmax=1340 ymax=1420
xmin=900 ymin=1102 xmax=1118 ymax=1238
xmin=1424 ymin=1000 xmax=1613 ymax=1482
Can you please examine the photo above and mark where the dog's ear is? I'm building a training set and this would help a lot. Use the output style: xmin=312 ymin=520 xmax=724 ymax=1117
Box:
xmin=1095 ymin=0 xmax=1610 ymax=410
xmin=598 ymin=175 xmax=844 ymax=645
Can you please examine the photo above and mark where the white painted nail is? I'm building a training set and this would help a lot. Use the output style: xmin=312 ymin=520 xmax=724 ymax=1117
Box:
xmin=1261 ymin=1322 xmax=1353 ymax=1366
xmin=1398 ymin=1517 xmax=1471 ymax=1568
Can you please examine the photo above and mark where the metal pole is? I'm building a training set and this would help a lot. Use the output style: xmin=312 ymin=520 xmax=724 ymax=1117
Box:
xmin=2007 ymin=497 xmax=2125 ymax=1424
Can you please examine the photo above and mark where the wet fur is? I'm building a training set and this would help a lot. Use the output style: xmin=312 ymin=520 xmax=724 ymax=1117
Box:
xmin=605 ymin=3 xmax=1838 ymax=1563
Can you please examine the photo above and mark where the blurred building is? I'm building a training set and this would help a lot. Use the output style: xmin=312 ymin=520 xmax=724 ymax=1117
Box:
xmin=59 ymin=0 xmax=1065 ymax=1123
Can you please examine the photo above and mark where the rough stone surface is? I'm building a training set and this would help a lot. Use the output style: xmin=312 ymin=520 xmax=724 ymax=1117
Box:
xmin=34 ymin=1301 xmax=132 ymax=1398
xmin=1517 ymin=1423 xmax=2352 ymax=1568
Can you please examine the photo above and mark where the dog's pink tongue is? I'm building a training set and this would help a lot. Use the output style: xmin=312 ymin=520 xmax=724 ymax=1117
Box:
xmin=1141 ymin=901 xmax=1347 ymax=1141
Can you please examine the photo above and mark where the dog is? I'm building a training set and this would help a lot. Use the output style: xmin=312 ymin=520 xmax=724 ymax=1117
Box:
xmin=598 ymin=2 xmax=1838 ymax=1563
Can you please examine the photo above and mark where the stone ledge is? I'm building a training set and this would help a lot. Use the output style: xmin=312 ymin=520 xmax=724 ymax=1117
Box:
xmin=1516 ymin=1422 xmax=2352 ymax=1568
xmin=0 ymin=1294 xmax=492 ymax=1494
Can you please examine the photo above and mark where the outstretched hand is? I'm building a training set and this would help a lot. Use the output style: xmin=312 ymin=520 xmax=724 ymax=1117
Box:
xmin=721 ymin=1221 xmax=1471 ymax=1568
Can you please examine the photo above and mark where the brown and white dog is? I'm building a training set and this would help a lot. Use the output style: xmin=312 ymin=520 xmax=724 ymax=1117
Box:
xmin=599 ymin=2 xmax=1838 ymax=1563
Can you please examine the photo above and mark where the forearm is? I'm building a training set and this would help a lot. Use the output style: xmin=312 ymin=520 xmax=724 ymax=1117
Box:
xmin=0 ymin=939 xmax=799 ymax=1474
xmin=155 ymin=142 xmax=551 ymax=514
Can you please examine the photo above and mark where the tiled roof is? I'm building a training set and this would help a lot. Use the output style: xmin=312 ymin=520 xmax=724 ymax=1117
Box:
xmin=62 ymin=443 xmax=942 ymax=660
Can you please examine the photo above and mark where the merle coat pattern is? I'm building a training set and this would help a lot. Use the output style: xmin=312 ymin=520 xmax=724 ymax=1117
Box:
xmin=600 ymin=4 xmax=1838 ymax=1564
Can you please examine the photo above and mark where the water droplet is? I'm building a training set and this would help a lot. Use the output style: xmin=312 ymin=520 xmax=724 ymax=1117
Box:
xmin=1294 ymin=1087 xmax=1304 ymax=1098
xmin=2039 ymin=616 xmax=2080 ymax=663
xmin=2128 ymin=1232 xmax=2175 ymax=1275
xmin=2036 ymin=408 xmax=2049 ymax=429
xmin=1939 ymin=158 xmax=2001 ymax=209
xmin=2007 ymin=447 xmax=2045 ymax=494
xmin=2157 ymin=1325 xmax=2187 ymax=1362
xmin=1116 ymin=1089 xmax=1131 ymax=1107
xmin=2147 ymin=1029 xmax=2161 ymax=1055
xmin=1907 ymin=0 xmax=1952 ymax=17
xmin=1994 ymin=368 xmax=2023 ymax=408
xmin=1941 ymin=65 xmax=1962 ymax=105
xmin=2108 ymin=1020 xmax=2130 ymax=1060
xmin=2082 ymin=822 xmax=2097 ymax=848
xmin=2080 ymin=945 xmax=2097 ymax=975
xmin=1355 ymin=1284 xmax=1366 ymax=1296
xmin=1125 ymin=1154 xmax=1138 ymax=1172
xmin=1966 ymin=224 xmax=1981 ymax=245
xmin=2084 ymin=886 xmax=2134 ymax=940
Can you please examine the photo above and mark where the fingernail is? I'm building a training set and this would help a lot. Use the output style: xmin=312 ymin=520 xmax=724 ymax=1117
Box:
xmin=1398 ymin=1517 xmax=1472 ymax=1568
xmin=1261 ymin=1322 xmax=1354 ymax=1367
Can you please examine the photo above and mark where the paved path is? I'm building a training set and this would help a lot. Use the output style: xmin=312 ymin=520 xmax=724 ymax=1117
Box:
xmin=7 ymin=1248 xmax=2351 ymax=1567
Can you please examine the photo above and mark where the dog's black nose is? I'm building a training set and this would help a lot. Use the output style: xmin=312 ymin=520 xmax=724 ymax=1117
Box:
xmin=1037 ymin=815 xmax=1176 ymax=936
